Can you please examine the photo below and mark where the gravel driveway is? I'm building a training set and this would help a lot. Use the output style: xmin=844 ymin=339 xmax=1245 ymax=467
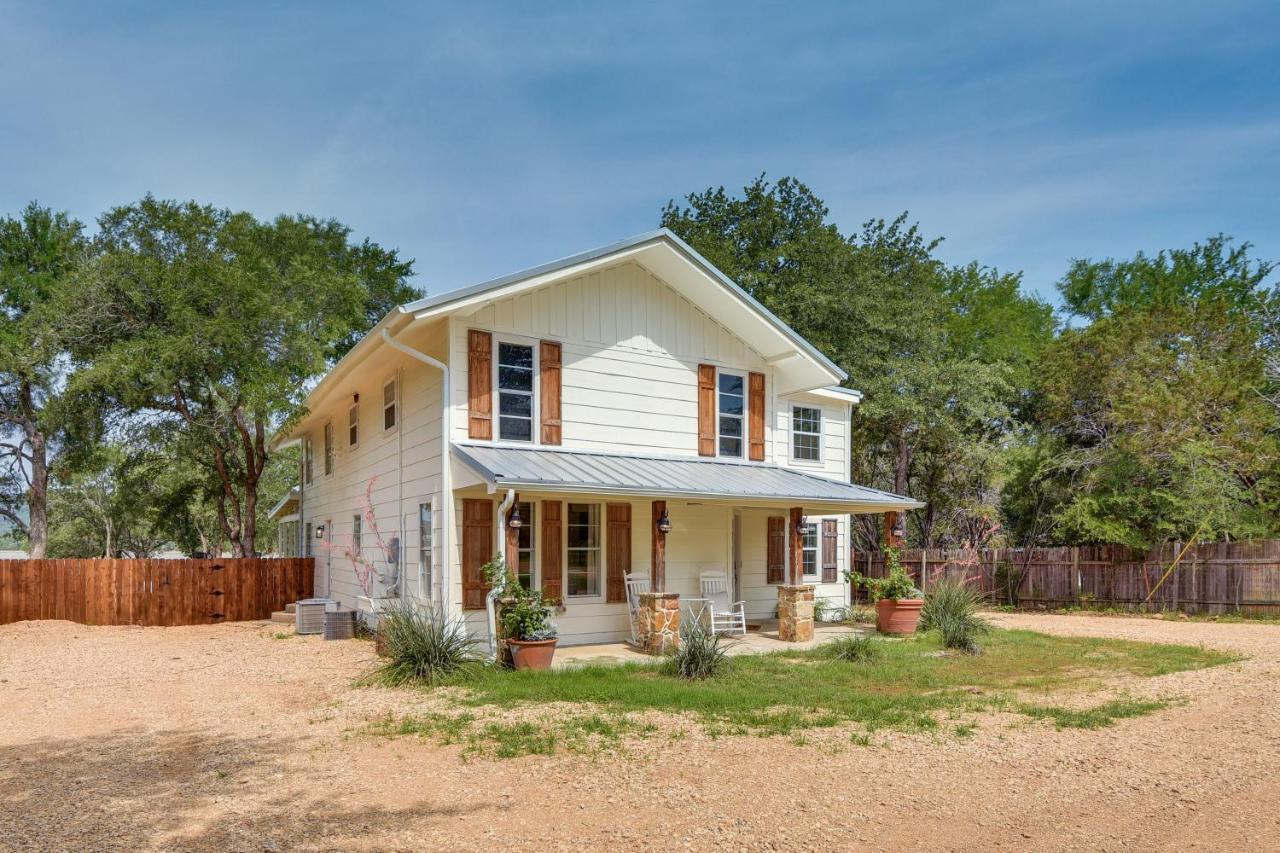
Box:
xmin=1 ymin=613 xmax=1276 ymax=852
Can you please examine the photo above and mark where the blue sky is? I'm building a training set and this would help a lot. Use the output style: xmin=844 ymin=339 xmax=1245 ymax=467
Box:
xmin=2 ymin=1 xmax=1277 ymax=305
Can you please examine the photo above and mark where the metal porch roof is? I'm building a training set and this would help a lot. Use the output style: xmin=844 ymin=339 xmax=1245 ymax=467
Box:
xmin=452 ymin=443 xmax=923 ymax=512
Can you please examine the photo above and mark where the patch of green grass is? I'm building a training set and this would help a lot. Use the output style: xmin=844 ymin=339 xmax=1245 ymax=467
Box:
xmin=369 ymin=628 xmax=1237 ymax=757
xmin=270 ymin=631 xmax=295 ymax=640
xmin=1018 ymin=698 xmax=1174 ymax=729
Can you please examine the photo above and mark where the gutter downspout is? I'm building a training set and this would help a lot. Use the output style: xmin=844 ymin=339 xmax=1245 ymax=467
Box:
xmin=380 ymin=328 xmax=451 ymax=610
xmin=487 ymin=488 xmax=516 ymax=660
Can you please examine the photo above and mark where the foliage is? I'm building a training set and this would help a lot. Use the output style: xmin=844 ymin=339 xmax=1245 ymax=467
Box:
xmin=374 ymin=599 xmax=481 ymax=686
xmin=59 ymin=196 xmax=417 ymax=556
xmin=824 ymin=634 xmax=880 ymax=663
xmin=482 ymin=554 xmax=557 ymax=641
xmin=667 ymin=620 xmax=731 ymax=680
xmin=847 ymin=547 xmax=922 ymax=602
xmin=921 ymin=578 xmax=990 ymax=654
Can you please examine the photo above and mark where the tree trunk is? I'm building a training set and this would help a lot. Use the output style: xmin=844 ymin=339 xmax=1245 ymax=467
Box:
xmin=20 ymin=382 xmax=48 ymax=559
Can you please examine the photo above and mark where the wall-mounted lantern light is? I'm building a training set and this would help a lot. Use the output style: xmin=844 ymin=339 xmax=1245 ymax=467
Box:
xmin=656 ymin=508 xmax=672 ymax=534
xmin=891 ymin=515 xmax=907 ymax=541
xmin=315 ymin=524 xmax=326 ymax=538
xmin=798 ymin=517 xmax=815 ymax=535
xmin=507 ymin=505 xmax=523 ymax=530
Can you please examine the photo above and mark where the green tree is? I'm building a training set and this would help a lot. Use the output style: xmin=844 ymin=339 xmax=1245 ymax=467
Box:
xmin=62 ymin=197 xmax=417 ymax=556
xmin=0 ymin=203 xmax=91 ymax=557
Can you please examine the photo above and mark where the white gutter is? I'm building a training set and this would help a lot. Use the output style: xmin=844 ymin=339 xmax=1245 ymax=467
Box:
xmin=487 ymin=488 xmax=516 ymax=660
xmin=379 ymin=328 xmax=452 ymax=609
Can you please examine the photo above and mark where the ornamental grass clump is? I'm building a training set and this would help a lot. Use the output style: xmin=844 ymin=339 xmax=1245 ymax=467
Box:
xmin=825 ymin=634 xmax=880 ymax=664
xmin=921 ymin=577 xmax=990 ymax=655
xmin=376 ymin=599 xmax=481 ymax=685
xmin=667 ymin=621 xmax=731 ymax=680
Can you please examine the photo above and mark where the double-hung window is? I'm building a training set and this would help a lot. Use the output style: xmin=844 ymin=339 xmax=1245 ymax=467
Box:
xmin=566 ymin=503 xmax=600 ymax=597
xmin=801 ymin=523 xmax=818 ymax=578
xmin=323 ymin=422 xmax=334 ymax=476
xmin=717 ymin=372 xmax=745 ymax=457
xmin=352 ymin=514 xmax=363 ymax=559
xmin=348 ymin=404 xmax=359 ymax=448
xmin=497 ymin=342 xmax=535 ymax=442
xmin=303 ymin=437 xmax=314 ymax=485
xmin=792 ymin=406 xmax=821 ymax=462
xmin=514 ymin=501 xmax=535 ymax=591
xmin=383 ymin=379 xmax=398 ymax=431
xmin=418 ymin=503 xmax=433 ymax=599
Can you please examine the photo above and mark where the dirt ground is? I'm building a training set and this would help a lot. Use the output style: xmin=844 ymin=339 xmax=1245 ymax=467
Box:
xmin=1 ymin=613 xmax=1277 ymax=852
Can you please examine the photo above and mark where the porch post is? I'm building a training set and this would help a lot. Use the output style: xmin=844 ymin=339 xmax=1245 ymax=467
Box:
xmin=778 ymin=505 xmax=815 ymax=642
xmin=651 ymin=500 xmax=667 ymax=592
xmin=883 ymin=511 xmax=902 ymax=549
xmin=504 ymin=492 xmax=520 ymax=570
xmin=789 ymin=507 xmax=803 ymax=585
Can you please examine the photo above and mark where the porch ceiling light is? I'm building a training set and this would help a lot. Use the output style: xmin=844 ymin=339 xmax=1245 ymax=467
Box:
xmin=507 ymin=505 xmax=523 ymax=529
xmin=656 ymin=508 xmax=672 ymax=534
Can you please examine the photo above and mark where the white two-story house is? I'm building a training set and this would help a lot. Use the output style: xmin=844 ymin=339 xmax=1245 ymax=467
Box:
xmin=274 ymin=229 xmax=920 ymax=647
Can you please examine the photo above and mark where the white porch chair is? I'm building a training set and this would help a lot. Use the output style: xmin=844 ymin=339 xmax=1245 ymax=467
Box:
xmin=699 ymin=570 xmax=747 ymax=636
xmin=624 ymin=572 xmax=651 ymax=645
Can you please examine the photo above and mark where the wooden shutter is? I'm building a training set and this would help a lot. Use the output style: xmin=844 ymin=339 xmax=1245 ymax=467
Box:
xmin=462 ymin=499 xmax=493 ymax=610
xmin=606 ymin=503 xmax=631 ymax=603
xmin=767 ymin=516 xmax=786 ymax=584
xmin=540 ymin=340 xmax=562 ymax=445
xmin=748 ymin=371 xmax=765 ymax=461
xmin=821 ymin=519 xmax=838 ymax=583
xmin=540 ymin=500 xmax=563 ymax=604
xmin=697 ymin=364 xmax=716 ymax=456
xmin=467 ymin=329 xmax=492 ymax=440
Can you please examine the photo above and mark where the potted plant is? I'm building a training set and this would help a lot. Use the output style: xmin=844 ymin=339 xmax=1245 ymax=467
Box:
xmin=847 ymin=547 xmax=924 ymax=635
xmin=482 ymin=555 xmax=559 ymax=670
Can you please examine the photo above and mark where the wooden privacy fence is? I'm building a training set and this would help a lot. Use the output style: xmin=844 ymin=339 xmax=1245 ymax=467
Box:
xmin=0 ymin=558 xmax=314 ymax=627
xmin=851 ymin=541 xmax=1280 ymax=616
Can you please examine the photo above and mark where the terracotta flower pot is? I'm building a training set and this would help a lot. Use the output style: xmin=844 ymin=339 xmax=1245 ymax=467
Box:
xmin=875 ymin=598 xmax=924 ymax=635
xmin=507 ymin=638 xmax=558 ymax=671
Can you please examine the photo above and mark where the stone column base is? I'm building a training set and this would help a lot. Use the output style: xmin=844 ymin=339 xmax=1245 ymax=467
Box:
xmin=777 ymin=584 xmax=815 ymax=642
xmin=637 ymin=591 xmax=680 ymax=655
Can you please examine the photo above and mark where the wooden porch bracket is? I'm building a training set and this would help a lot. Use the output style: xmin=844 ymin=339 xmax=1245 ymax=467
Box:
xmin=789 ymin=506 xmax=803 ymax=585
xmin=651 ymin=500 xmax=667 ymax=592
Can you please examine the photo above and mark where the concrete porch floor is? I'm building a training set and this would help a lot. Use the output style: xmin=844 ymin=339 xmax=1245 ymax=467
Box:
xmin=553 ymin=620 xmax=870 ymax=668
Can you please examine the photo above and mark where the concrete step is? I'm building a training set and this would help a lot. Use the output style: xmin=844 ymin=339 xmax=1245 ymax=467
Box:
xmin=270 ymin=611 xmax=293 ymax=624
xmin=284 ymin=602 xmax=297 ymax=614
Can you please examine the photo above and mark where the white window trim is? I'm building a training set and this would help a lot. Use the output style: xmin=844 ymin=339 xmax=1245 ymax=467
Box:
xmin=801 ymin=520 xmax=820 ymax=580
xmin=564 ymin=501 xmax=604 ymax=602
xmin=348 ymin=402 xmax=360 ymax=449
xmin=303 ymin=436 xmax=314 ymax=486
xmin=382 ymin=375 xmax=399 ymax=434
xmin=790 ymin=404 xmax=823 ymax=467
xmin=514 ymin=501 xmax=537 ymax=592
xmin=715 ymin=367 xmax=748 ymax=459
xmin=491 ymin=334 xmax=540 ymax=446
xmin=418 ymin=501 xmax=433 ymax=601
xmin=352 ymin=513 xmax=363 ymax=562
xmin=323 ymin=421 xmax=334 ymax=478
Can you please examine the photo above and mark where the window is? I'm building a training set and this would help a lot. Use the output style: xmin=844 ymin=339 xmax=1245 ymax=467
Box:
xmin=303 ymin=436 xmax=314 ymax=485
xmin=497 ymin=342 xmax=535 ymax=442
xmin=304 ymin=522 xmax=313 ymax=557
xmin=352 ymin=514 xmax=363 ymax=558
xmin=348 ymin=403 xmax=359 ymax=448
xmin=418 ymin=503 xmax=433 ymax=599
xmin=717 ymin=372 xmax=745 ymax=457
xmin=566 ymin=503 xmax=600 ymax=597
xmin=792 ymin=406 xmax=821 ymax=462
xmin=514 ymin=501 xmax=535 ymax=590
xmin=383 ymin=379 xmax=398 ymax=431
xmin=323 ymin=422 xmax=334 ymax=476
xmin=801 ymin=523 xmax=818 ymax=578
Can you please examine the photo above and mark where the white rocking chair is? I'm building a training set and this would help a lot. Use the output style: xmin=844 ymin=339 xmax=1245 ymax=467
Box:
xmin=699 ymin=570 xmax=747 ymax=636
xmin=624 ymin=572 xmax=651 ymax=645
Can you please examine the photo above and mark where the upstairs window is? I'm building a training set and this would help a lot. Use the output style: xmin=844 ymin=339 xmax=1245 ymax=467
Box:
xmin=717 ymin=372 xmax=745 ymax=457
xmin=383 ymin=379 xmax=398 ymax=431
xmin=323 ymin=422 xmax=334 ymax=476
xmin=792 ymin=406 xmax=821 ymax=462
xmin=303 ymin=436 xmax=314 ymax=485
xmin=348 ymin=403 xmax=359 ymax=448
xmin=497 ymin=342 xmax=534 ymax=442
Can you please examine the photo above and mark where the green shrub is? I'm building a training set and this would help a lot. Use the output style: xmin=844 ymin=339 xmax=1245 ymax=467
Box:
xmin=921 ymin=577 xmax=989 ymax=654
xmin=667 ymin=621 xmax=731 ymax=680
xmin=825 ymin=634 xmax=880 ymax=663
xmin=846 ymin=547 xmax=923 ymax=602
xmin=376 ymin=600 xmax=481 ymax=685
xmin=482 ymin=553 xmax=558 ymax=641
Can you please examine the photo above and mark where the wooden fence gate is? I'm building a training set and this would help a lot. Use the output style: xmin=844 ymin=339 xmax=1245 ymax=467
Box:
xmin=0 ymin=558 xmax=314 ymax=626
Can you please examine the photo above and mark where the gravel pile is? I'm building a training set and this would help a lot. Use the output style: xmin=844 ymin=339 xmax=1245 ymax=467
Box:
xmin=1 ymin=613 xmax=1276 ymax=851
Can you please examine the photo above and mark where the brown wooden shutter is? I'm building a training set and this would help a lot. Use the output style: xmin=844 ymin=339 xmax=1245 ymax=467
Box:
xmin=467 ymin=330 xmax=493 ymax=440
xmin=697 ymin=364 xmax=716 ymax=456
xmin=540 ymin=500 xmax=563 ymax=604
xmin=767 ymin=516 xmax=786 ymax=584
xmin=462 ymin=499 xmax=493 ymax=610
xmin=821 ymin=519 xmax=838 ymax=583
xmin=539 ymin=340 xmax=562 ymax=445
xmin=748 ymin=371 xmax=765 ymax=461
xmin=606 ymin=503 xmax=631 ymax=603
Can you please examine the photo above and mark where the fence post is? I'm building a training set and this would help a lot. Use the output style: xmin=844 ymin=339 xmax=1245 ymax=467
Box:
xmin=1073 ymin=547 xmax=1081 ymax=605
xmin=920 ymin=550 xmax=928 ymax=592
